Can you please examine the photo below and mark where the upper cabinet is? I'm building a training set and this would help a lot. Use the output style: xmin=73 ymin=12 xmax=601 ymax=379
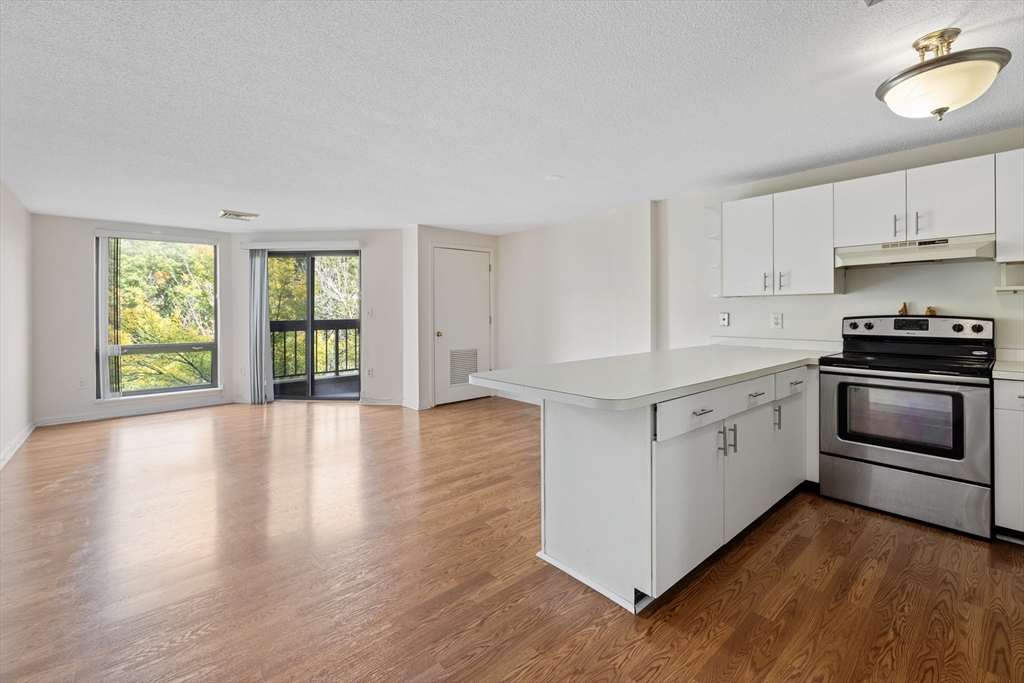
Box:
xmin=834 ymin=170 xmax=907 ymax=247
xmin=906 ymin=155 xmax=995 ymax=240
xmin=996 ymin=149 xmax=1024 ymax=263
xmin=773 ymin=184 xmax=837 ymax=295
xmin=723 ymin=186 xmax=842 ymax=297
xmin=722 ymin=195 xmax=774 ymax=297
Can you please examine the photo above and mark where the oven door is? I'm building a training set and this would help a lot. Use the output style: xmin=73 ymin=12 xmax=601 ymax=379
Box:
xmin=820 ymin=369 xmax=990 ymax=485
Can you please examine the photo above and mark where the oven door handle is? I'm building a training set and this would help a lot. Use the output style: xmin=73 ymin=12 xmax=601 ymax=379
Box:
xmin=818 ymin=366 xmax=990 ymax=386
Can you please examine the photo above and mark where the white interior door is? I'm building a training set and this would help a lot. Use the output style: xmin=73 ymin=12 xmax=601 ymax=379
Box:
xmin=433 ymin=247 xmax=492 ymax=405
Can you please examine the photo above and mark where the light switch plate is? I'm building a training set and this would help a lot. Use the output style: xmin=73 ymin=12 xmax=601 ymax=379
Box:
xmin=770 ymin=313 xmax=783 ymax=329
xmin=719 ymin=313 xmax=730 ymax=327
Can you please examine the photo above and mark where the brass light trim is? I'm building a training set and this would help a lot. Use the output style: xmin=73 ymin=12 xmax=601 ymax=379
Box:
xmin=876 ymin=28 xmax=1012 ymax=120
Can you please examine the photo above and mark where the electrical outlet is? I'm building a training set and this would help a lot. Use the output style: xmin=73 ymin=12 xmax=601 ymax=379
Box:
xmin=770 ymin=313 xmax=783 ymax=329
xmin=719 ymin=313 xmax=730 ymax=327
xmin=239 ymin=367 xmax=246 ymax=376
xmin=75 ymin=378 xmax=86 ymax=390
xmin=366 ymin=368 xmax=373 ymax=378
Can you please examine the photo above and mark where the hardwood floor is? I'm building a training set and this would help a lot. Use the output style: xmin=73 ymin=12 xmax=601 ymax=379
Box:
xmin=1 ymin=397 xmax=1022 ymax=682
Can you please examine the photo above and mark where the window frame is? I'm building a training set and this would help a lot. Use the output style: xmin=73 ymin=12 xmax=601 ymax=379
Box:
xmin=95 ymin=230 xmax=220 ymax=399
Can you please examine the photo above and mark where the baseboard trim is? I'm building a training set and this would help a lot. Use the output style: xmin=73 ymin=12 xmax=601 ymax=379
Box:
xmin=1 ymin=422 xmax=35 ymax=470
xmin=800 ymin=480 xmax=821 ymax=495
xmin=401 ymin=400 xmax=433 ymax=411
xmin=359 ymin=398 xmax=402 ymax=406
xmin=34 ymin=397 xmax=232 ymax=427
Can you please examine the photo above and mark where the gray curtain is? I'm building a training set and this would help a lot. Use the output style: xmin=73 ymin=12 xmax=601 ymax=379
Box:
xmin=249 ymin=249 xmax=273 ymax=404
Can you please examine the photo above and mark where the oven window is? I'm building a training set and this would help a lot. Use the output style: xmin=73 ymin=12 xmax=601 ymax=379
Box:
xmin=838 ymin=383 xmax=964 ymax=460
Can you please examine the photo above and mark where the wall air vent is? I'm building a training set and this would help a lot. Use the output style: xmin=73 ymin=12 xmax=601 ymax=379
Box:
xmin=218 ymin=209 xmax=260 ymax=221
xmin=450 ymin=349 xmax=478 ymax=385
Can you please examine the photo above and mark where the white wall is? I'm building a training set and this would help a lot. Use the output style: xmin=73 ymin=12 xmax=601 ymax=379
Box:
xmin=0 ymin=182 xmax=34 ymax=465
xmin=229 ymin=229 xmax=404 ymax=405
xmin=496 ymin=201 xmax=653 ymax=370
xmin=659 ymin=128 xmax=1024 ymax=352
xmin=405 ymin=225 xmax=497 ymax=409
xmin=31 ymin=215 xmax=235 ymax=424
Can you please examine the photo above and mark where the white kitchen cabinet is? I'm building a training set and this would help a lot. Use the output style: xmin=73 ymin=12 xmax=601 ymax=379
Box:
xmin=906 ymin=155 xmax=995 ymax=240
xmin=772 ymin=394 xmax=806 ymax=503
xmin=653 ymin=421 xmax=726 ymax=597
xmin=994 ymin=380 xmax=1024 ymax=533
xmin=773 ymin=184 xmax=841 ymax=295
xmin=724 ymin=402 xmax=778 ymax=540
xmin=834 ymin=170 xmax=907 ymax=247
xmin=996 ymin=149 xmax=1024 ymax=263
xmin=722 ymin=194 xmax=774 ymax=297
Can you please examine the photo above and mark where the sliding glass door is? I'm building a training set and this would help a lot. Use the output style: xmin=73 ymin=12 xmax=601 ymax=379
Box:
xmin=268 ymin=252 xmax=360 ymax=400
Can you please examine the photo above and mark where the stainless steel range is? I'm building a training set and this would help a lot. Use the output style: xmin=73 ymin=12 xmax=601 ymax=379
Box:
xmin=819 ymin=315 xmax=994 ymax=538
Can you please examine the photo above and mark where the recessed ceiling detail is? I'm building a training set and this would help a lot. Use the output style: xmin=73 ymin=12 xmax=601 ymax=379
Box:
xmin=0 ymin=1 xmax=1021 ymax=234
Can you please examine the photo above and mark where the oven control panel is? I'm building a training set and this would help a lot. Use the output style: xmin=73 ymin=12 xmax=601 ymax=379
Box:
xmin=842 ymin=316 xmax=994 ymax=340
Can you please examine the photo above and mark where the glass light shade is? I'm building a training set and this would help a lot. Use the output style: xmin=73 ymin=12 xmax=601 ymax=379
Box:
xmin=882 ymin=59 xmax=1001 ymax=118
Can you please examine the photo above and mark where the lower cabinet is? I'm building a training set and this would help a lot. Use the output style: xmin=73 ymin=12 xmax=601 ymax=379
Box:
xmin=994 ymin=380 xmax=1024 ymax=533
xmin=652 ymin=378 xmax=808 ymax=598
xmin=653 ymin=420 xmax=726 ymax=597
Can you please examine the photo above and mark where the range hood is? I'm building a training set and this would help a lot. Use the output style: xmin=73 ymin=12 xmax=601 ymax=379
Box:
xmin=834 ymin=233 xmax=996 ymax=268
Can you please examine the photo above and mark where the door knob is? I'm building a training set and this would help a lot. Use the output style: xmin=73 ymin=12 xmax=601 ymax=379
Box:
xmin=436 ymin=331 xmax=443 ymax=337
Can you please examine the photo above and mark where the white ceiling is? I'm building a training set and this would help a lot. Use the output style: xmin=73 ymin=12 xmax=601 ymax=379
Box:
xmin=1 ymin=0 xmax=1022 ymax=235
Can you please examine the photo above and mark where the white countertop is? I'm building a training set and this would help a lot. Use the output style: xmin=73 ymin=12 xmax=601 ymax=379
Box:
xmin=994 ymin=361 xmax=1024 ymax=382
xmin=470 ymin=345 xmax=819 ymax=410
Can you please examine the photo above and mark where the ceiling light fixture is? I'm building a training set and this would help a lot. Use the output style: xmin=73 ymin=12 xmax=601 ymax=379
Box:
xmin=544 ymin=175 xmax=563 ymax=182
xmin=218 ymin=209 xmax=260 ymax=221
xmin=876 ymin=28 xmax=1011 ymax=121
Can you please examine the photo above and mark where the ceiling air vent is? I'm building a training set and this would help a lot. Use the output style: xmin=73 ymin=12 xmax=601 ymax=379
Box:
xmin=218 ymin=209 xmax=259 ymax=221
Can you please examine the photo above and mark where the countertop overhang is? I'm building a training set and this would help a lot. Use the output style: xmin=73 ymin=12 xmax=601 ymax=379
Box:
xmin=469 ymin=345 xmax=820 ymax=410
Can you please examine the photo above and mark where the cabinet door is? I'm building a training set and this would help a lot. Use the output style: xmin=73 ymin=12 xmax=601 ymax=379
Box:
xmin=773 ymin=184 xmax=838 ymax=295
xmin=996 ymin=149 xmax=1024 ymax=263
xmin=653 ymin=421 xmax=726 ymax=597
xmin=724 ymin=403 xmax=777 ymax=540
xmin=994 ymin=390 xmax=1024 ymax=532
xmin=722 ymin=195 xmax=774 ymax=297
xmin=834 ymin=170 xmax=907 ymax=247
xmin=772 ymin=394 xmax=806 ymax=503
xmin=907 ymin=155 xmax=995 ymax=239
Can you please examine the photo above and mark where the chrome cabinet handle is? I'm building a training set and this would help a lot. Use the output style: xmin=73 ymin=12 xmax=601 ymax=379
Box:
xmin=718 ymin=426 xmax=727 ymax=454
xmin=893 ymin=214 xmax=897 ymax=238
xmin=749 ymin=391 xmax=765 ymax=398
xmin=692 ymin=408 xmax=714 ymax=417
xmin=774 ymin=405 xmax=782 ymax=430
xmin=763 ymin=272 xmax=769 ymax=292
xmin=915 ymin=211 xmax=920 ymax=235
xmin=728 ymin=424 xmax=737 ymax=452
xmin=1018 ymin=395 xmax=1024 ymax=399
xmin=778 ymin=271 xmax=784 ymax=290
xmin=790 ymin=380 xmax=803 ymax=386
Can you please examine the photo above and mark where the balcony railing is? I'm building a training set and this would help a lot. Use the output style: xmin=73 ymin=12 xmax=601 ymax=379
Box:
xmin=270 ymin=319 xmax=360 ymax=381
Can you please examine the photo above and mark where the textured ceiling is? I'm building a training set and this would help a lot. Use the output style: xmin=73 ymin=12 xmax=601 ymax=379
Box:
xmin=1 ymin=0 xmax=1022 ymax=234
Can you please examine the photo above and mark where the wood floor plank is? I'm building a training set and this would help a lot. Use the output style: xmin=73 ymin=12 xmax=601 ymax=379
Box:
xmin=2 ymin=399 xmax=1022 ymax=682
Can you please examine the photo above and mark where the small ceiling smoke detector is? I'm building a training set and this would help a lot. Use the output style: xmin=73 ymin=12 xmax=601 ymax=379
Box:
xmin=544 ymin=175 xmax=563 ymax=182
xmin=218 ymin=209 xmax=260 ymax=221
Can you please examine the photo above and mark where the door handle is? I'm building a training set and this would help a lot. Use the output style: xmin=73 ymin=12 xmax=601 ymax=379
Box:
xmin=774 ymin=405 xmax=782 ymax=430
xmin=728 ymin=424 xmax=737 ymax=452
xmin=718 ymin=426 xmax=727 ymax=454
xmin=749 ymin=391 xmax=765 ymax=398
xmin=692 ymin=408 xmax=714 ymax=417
xmin=436 ymin=331 xmax=443 ymax=337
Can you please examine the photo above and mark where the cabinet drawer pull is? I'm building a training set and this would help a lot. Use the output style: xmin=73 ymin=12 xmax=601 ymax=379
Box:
xmin=749 ymin=391 xmax=765 ymax=398
xmin=774 ymin=405 xmax=782 ymax=430
xmin=915 ymin=210 xmax=920 ymax=235
xmin=728 ymin=424 xmax=737 ymax=452
xmin=718 ymin=426 xmax=727 ymax=454
xmin=692 ymin=408 xmax=714 ymax=417
xmin=893 ymin=214 xmax=897 ymax=238
xmin=778 ymin=271 xmax=784 ymax=290
xmin=1018 ymin=395 xmax=1024 ymax=399
xmin=763 ymin=272 xmax=769 ymax=292
xmin=790 ymin=380 xmax=803 ymax=386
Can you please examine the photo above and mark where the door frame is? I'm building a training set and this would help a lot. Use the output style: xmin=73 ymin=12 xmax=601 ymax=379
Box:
xmin=429 ymin=242 xmax=495 ymax=407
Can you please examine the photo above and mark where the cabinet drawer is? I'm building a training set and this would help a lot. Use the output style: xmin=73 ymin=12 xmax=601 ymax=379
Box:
xmin=657 ymin=375 xmax=774 ymax=442
xmin=775 ymin=367 xmax=809 ymax=399
xmin=994 ymin=380 xmax=1024 ymax=411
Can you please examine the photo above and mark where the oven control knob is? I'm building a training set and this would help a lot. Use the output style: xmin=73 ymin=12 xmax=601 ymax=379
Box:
xmin=971 ymin=324 xmax=984 ymax=334
xmin=952 ymin=323 xmax=964 ymax=333
xmin=864 ymin=322 xmax=874 ymax=330
xmin=849 ymin=322 xmax=859 ymax=330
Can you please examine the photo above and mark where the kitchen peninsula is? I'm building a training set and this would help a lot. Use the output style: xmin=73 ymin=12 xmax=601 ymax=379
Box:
xmin=470 ymin=345 xmax=822 ymax=613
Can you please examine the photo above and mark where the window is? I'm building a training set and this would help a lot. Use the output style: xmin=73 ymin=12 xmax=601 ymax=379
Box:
xmin=96 ymin=233 xmax=218 ymax=398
